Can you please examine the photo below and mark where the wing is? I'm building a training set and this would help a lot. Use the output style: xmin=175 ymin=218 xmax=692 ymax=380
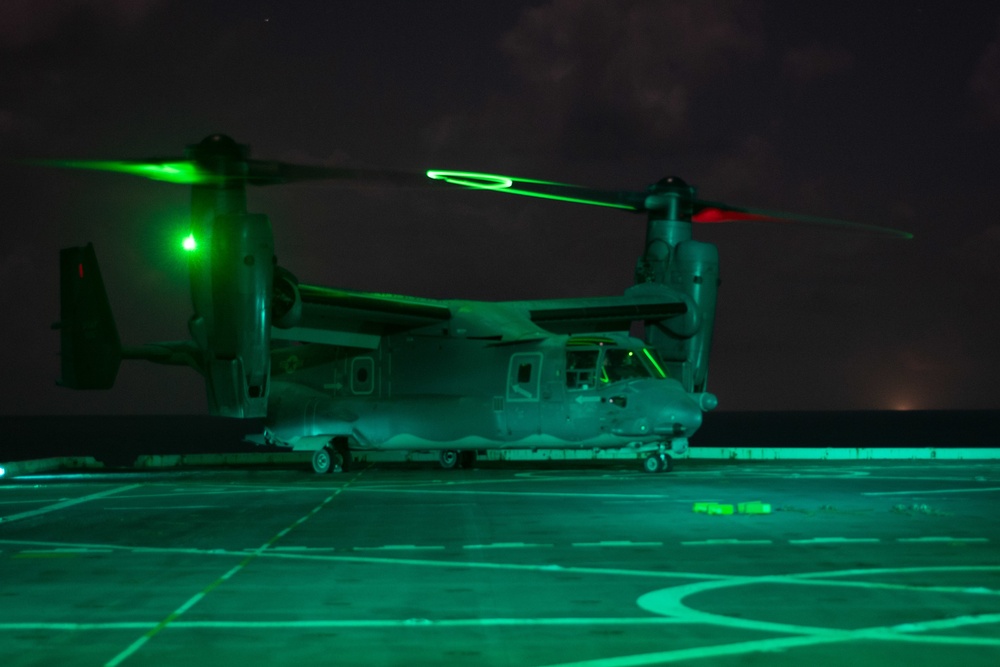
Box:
xmin=510 ymin=285 xmax=688 ymax=335
xmin=273 ymin=284 xmax=452 ymax=348
xmin=277 ymin=282 xmax=687 ymax=346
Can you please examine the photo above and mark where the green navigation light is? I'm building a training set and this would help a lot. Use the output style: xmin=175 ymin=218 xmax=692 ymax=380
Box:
xmin=426 ymin=170 xmax=635 ymax=210
xmin=182 ymin=233 xmax=197 ymax=252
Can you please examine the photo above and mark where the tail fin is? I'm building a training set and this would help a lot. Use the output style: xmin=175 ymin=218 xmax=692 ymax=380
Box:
xmin=56 ymin=243 xmax=122 ymax=389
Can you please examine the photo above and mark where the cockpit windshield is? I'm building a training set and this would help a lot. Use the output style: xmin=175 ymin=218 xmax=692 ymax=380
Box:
xmin=601 ymin=349 xmax=651 ymax=383
xmin=566 ymin=345 xmax=668 ymax=390
xmin=640 ymin=347 xmax=668 ymax=379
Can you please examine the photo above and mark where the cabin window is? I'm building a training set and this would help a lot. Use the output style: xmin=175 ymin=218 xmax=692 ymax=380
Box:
xmin=351 ymin=357 xmax=375 ymax=395
xmin=566 ymin=350 xmax=599 ymax=390
xmin=517 ymin=363 xmax=532 ymax=384
xmin=507 ymin=353 xmax=542 ymax=401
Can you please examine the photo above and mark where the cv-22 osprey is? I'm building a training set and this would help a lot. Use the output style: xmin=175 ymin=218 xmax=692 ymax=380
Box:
xmin=52 ymin=135 xmax=909 ymax=473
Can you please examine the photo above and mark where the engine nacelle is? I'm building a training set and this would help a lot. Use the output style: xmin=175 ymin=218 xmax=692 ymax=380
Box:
xmin=645 ymin=240 xmax=718 ymax=393
xmin=189 ymin=212 xmax=274 ymax=417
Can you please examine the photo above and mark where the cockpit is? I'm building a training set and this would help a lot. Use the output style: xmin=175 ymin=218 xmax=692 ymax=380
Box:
xmin=565 ymin=336 xmax=668 ymax=390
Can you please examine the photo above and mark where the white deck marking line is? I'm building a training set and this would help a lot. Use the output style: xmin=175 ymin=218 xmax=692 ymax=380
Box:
xmin=789 ymin=538 xmax=881 ymax=544
xmin=352 ymin=545 xmax=447 ymax=551
xmin=366 ymin=475 xmax=640 ymax=490
xmin=681 ymin=540 xmax=772 ymax=546
xmin=252 ymin=551 xmax=733 ymax=580
xmin=0 ymin=498 xmax=72 ymax=505
xmin=19 ymin=548 xmax=114 ymax=554
xmin=535 ymin=633 xmax=857 ymax=667
xmin=347 ymin=487 xmax=669 ymax=499
xmin=0 ymin=484 xmax=142 ymax=523
xmin=572 ymin=541 xmax=663 ymax=548
xmin=897 ymin=537 xmax=989 ymax=543
xmin=1 ymin=539 xmax=141 ymax=552
xmin=0 ymin=617 xmax=694 ymax=632
xmin=104 ymin=506 xmax=221 ymax=510
xmin=115 ymin=488 xmax=300 ymax=498
xmin=103 ymin=467 xmax=370 ymax=667
xmin=627 ymin=570 xmax=1000 ymax=667
xmin=533 ymin=622 xmax=1000 ymax=667
xmin=463 ymin=542 xmax=554 ymax=549
xmin=864 ymin=487 xmax=1000 ymax=496
xmin=754 ymin=577 xmax=1000 ymax=596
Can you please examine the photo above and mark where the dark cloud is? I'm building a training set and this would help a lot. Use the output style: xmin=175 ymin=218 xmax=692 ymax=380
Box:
xmin=782 ymin=43 xmax=855 ymax=82
xmin=970 ymin=18 xmax=1000 ymax=124
xmin=0 ymin=0 xmax=164 ymax=49
xmin=427 ymin=0 xmax=764 ymax=160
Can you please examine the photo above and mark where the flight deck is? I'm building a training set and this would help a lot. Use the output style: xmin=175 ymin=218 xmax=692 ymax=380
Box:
xmin=2 ymin=458 xmax=999 ymax=666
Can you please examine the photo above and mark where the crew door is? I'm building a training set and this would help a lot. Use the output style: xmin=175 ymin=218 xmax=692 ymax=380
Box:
xmin=505 ymin=352 xmax=542 ymax=438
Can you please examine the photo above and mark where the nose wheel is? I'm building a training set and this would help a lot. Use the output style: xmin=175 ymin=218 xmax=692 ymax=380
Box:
xmin=643 ymin=453 xmax=673 ymax=474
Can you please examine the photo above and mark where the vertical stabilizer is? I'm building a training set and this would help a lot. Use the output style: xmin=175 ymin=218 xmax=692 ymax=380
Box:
xmin=56 ymin=243 xmax=122 ymax=389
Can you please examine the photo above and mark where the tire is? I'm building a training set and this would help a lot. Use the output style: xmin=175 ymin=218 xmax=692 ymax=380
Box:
xmin=643 ymin=454 xmax=662 ymax=474
xmin=439 ymin=450 xmax=460 ymax=470
xmin=312 ymin=446 xmax=333 ymax=474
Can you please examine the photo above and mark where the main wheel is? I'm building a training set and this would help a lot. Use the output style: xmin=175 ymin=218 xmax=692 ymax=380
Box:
xmin=643 ymin=454 xmax=662 ymax=474
xmin=439 ymin=450 xmax=460 ymax=470
xmin=312 ymin=446 xmax=333 ymax=474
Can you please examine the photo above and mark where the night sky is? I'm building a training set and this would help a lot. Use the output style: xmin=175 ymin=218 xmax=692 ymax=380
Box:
xmin=2 ymin=1 xmax=998 ymax=415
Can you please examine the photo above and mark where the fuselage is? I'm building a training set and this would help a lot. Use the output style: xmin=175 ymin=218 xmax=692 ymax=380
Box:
xmin=264 ymin=330 xmax=705 ymax=455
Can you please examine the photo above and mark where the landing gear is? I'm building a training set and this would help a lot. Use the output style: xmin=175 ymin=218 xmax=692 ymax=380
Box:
xmin=439 ymin=450 xmax=460 ymax=470
xmin=643 ymin=452 xmax=673 ymax=474
xmin=312 ymin=445 xmax=344 ymax=475
xmin=331 ymin=437 xmax=352 ymax=472
xmin=459 ymin=450 xmax=477 ymax=468
xmin=439 ymin=450 xmax=476 ymax=470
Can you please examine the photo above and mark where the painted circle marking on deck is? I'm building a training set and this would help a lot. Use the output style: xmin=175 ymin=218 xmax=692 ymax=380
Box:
xmin=632 ymin=565 xmax=1000 ymax=664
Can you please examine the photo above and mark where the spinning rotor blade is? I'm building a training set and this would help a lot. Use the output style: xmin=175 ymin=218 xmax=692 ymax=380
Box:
xmin=30 ymin=159 xmax=217 ymax=184
xmin=690 ymin=201 xmax=914 ymax=239
xmin=32 ymin=158 xmax=430 ymax=188
xmin=425 ymin=171 xmax=645 ymax=211
xmin=426 ymin=170 xmax=912 ymax=239
xmin=31 ymin=134 xmax=911 ymax=239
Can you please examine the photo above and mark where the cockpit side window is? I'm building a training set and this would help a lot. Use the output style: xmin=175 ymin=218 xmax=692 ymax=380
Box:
xmin=566 ymin=350 xmax=599 ymax=390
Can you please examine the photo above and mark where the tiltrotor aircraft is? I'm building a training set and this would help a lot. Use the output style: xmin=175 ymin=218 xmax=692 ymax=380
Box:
xmin=51 ymin=135 xmax=909 ymax=473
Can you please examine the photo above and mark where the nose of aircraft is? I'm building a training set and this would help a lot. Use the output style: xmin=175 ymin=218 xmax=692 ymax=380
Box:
xmin=652 ymin=385 xmax=705 ymax=437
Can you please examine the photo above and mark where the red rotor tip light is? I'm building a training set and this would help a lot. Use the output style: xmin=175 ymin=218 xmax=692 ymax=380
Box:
xmin=692 ymin=208 xmax=778 ymax=224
